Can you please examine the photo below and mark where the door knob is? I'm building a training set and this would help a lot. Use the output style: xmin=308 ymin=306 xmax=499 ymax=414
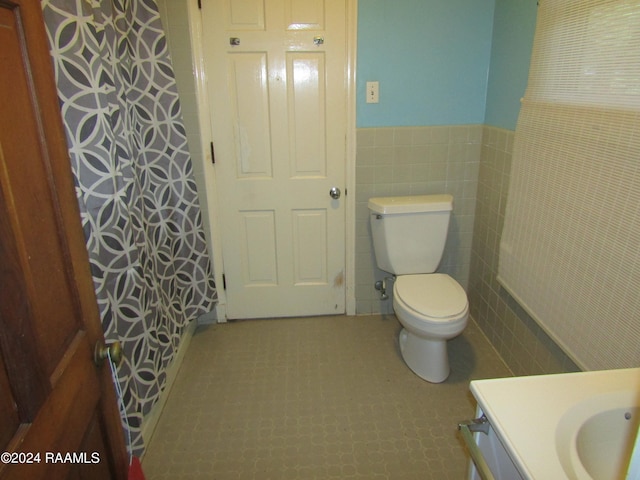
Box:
xmin=94 ymin=341 xmax=124 ymax=367
xmin=329 ymin=187 xmax=341 ymax=199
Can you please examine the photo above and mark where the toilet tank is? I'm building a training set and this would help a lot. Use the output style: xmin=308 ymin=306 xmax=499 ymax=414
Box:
xmin=368 ymin=194 xmax=453 ymax=275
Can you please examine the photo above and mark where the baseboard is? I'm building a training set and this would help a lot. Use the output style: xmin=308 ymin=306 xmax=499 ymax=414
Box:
xmin=198 ymin=303 xmax=224 ymax=324
xmin=140 ymin=319 xmax=197 ymax=457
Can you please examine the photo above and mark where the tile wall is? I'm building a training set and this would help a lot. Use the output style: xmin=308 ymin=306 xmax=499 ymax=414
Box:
xmin=355 ymin=124 xmax=579 ymax=376
xmin=156 ymin=0 xmax=212 ymax=238
xmin=468 ymin=125 xmax=579 ymax=376
xmin=355 ymin=125 xmax=482 ymax=314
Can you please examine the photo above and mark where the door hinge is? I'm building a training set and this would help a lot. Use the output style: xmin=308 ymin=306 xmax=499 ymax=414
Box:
xmin=210 ymin=141 xmax=216 ymax=164
xmin=197 ymin=0 xmax=201 ymax=9
xmin=222 ymin=273 xmax=226 ymax=290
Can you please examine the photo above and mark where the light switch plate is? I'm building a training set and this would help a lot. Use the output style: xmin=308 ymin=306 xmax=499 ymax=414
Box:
xmin=366 ymin=81 xmax=379 ymax=103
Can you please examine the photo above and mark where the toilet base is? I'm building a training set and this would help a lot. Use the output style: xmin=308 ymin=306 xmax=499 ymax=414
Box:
xmin=398 ymin=328 xmax=450 ymax=383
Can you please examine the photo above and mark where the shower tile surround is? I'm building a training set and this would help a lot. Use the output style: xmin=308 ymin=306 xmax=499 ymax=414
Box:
xmin=356 ymin=125 xmax=577 ymax=377
xmin=355 ymin=125 xmax=481 ymax=315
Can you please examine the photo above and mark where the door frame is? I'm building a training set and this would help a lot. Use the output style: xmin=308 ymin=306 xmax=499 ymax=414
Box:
xmin=187 ymin=0 xmax=358 ymax=321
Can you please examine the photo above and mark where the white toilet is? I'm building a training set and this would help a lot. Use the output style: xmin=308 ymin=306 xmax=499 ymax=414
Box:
xmin=368 ymin=194 xmax=469 ymax=383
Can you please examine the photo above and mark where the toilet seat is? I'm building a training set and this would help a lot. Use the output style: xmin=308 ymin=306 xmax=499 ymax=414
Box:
xmin=394 ymin=273 xmax=468 ymax=323
xmin=393 ymin=273 xmax=469 ymax=383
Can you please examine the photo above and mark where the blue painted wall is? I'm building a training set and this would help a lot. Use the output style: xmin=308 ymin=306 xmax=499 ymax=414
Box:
xmin=356 ymin=0 xmax=495 ymax=128
xmin=484 ymin=1 xmax=538 ymax=130
xmin=356 ymin=0 xmax=538 ymax=130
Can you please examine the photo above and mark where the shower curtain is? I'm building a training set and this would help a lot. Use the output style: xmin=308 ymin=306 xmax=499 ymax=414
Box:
xmin=41 ymin=0 xmax=216 ymax=454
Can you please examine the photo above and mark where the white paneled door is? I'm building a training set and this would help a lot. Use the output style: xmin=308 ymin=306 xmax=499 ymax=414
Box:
xmin=202 ymin=0 xmax=347 ymax=319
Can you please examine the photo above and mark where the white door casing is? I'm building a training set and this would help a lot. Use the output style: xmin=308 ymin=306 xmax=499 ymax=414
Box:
xmin=202 ymin=0 xmax=352 ymax=319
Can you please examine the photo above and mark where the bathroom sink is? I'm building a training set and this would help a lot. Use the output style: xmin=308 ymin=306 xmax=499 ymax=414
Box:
xmin=470 ymin=368 xmax=640 ymax=480
xmin=556 ymin=391 xmax=640 ymax=480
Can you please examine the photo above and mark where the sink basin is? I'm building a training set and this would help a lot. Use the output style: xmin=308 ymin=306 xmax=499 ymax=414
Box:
xmin=556 ymin=391 xmax=640 ymax=480
xmin=470 ymin=368 xmax=640 ymax=480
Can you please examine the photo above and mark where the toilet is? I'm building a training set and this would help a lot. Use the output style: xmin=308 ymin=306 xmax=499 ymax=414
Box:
xmin=368 ymin=194 xmax=468 ymax=383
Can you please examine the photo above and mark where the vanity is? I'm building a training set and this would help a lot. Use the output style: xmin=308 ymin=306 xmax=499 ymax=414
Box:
xmin=460 ymin=368 xmax=640 ymax=480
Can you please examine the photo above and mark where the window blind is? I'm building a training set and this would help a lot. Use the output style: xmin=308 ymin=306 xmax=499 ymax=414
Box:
xmin=498 ymin=0 xmax=640 ymax=371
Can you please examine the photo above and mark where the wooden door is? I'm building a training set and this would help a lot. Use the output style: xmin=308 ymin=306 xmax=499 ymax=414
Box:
xmin=202 ymin=0 xmax=347 ymax=319
xmin=0 ymin=0 xmax=129 ymax=478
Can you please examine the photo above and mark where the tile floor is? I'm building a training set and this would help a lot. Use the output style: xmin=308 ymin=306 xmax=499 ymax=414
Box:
xmin=142 ymin=315 xmax=512 ymax=479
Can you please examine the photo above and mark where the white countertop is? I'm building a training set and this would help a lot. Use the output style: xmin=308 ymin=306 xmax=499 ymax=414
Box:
xmin=470 ymin=368 xmax=640 ymax=480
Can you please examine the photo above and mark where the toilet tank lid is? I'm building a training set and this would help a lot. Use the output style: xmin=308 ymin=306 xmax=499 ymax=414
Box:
xmin=368 ymin=194 xmax=453 ymax=215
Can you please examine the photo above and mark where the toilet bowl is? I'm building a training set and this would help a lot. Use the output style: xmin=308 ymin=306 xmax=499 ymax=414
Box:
xmin=393 ymin=274 xmax=468 ymax=383
xmin=368 ymin=194 xmax=469 ymax=383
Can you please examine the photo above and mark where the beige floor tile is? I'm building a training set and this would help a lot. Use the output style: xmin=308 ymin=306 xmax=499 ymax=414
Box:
xmin=143 ymin=315 xmax=511 ymax=479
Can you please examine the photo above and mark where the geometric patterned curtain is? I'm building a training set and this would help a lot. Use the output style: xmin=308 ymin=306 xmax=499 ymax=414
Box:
xmin=41 ymin=0 xmax=217 ymax=455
